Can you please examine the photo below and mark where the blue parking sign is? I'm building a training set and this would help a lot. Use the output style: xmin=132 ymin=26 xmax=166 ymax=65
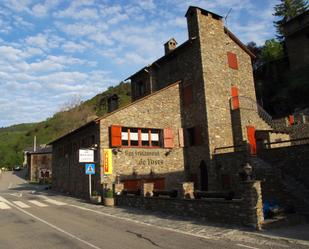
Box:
xmin=85 ymin=164 xmax=95 ymax=175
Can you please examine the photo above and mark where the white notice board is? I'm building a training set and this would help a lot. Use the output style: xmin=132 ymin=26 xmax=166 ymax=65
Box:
xmin=79 ymin=149 xmax=94 ymax=163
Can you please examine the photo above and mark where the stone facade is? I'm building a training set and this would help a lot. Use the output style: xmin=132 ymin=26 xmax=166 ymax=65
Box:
xmin=51 ymin=121 xmax=101 ymax=198
xmin=99 ymin=83 xmax=186 ymax=191
xmin=51 ymin=6 xmax=289 ymax=203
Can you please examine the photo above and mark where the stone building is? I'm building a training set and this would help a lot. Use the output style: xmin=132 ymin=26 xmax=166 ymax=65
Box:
xmin=50 ymin=6 xmax=291 ymax=199
xmin=26 ymin=145 xmax=52 ymax=183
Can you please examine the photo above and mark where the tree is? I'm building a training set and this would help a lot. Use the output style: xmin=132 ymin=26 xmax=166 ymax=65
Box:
xmin=274 ymin=0 xmax=308 ymax=40
xmin=261 ymin=39 xmax=284 ymax=62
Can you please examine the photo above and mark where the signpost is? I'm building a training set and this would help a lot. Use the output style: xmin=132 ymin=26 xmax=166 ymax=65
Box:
xmin=79 ymin=149 xmax=95 ymax=198
xmin=85 ymin=164 xmax=95 ymax=197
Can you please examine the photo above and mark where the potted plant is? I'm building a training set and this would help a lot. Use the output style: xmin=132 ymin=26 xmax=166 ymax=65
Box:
xmin=104 ymin=189 xmax=115 ymax=206
xmin=90 ymin=190 xmax=102 ymax=204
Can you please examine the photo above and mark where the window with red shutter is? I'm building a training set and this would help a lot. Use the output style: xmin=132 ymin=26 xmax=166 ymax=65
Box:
xmin=289 ymin=115 xmax=294 ymax=126
xmin=163 ymin=128 xmax=174 ymax=148
xmin=227 ymin=52 xmax=238 ymax=70
xmin=183 ymin=84 xmax=193 ymax=106
xmin=110 ymin=125 xmax=122 ymax=147
xmin=231 ymin=86 xmax=239 ymax=110
xmin=246 ymin=126 xmax=256 ymax=155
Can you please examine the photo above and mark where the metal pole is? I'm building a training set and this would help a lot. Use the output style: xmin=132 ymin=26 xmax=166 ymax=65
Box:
xmin=89 ymin=174 xmax=92 ymax=198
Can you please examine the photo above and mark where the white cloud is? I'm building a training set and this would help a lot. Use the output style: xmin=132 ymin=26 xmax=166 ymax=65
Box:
xmin=3 ymin=0 xmax=31 ymax=13
xmin=62 ymin=41 xmax=86 ymax=53
xmin=56 ymin=22 xmax=108 ymax=37
xmin=25 ymin=33 xmax=64 ymax=51
xmin=31 ymin=0 xmax=60 ymax=17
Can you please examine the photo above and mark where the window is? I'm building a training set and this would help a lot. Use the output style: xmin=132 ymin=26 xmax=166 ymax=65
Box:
xmin=185 ymin=126 xmax=202 ymax=146
xmin=227 ymin=52 xmax=238 ymax=69
xmin=120 ymin=127 xmax=162 ymax=147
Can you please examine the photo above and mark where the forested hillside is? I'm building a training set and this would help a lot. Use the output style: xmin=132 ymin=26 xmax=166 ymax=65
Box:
xmin=0 ymin=82 xmax=131 ymax=169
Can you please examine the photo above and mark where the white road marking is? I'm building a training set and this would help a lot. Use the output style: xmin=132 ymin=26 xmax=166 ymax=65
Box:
xmin=0 ymin=196 xmax=10 ymax=203
xmin=0 ymin=202 xmax=11 ymax=210
xmin=44 ymin=198 xmax=66 ymax=206
xmin=28 ymin=200 xmax=48 ymax=207
xmin=13 ymin=201 xmax=30 ymax=208
xmin=8 ymin=182 xmax=13 ymax=189
xmin=236 ymin=244 xmax=259 ymax=249
xmin=5 ymin=201 xmax=102 ymax=249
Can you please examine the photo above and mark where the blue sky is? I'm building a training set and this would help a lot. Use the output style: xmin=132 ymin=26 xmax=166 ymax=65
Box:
xmin=0 ymin=0 xmax=279 ymax=127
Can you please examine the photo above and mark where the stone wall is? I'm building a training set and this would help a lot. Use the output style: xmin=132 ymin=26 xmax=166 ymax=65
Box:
xmin=51 ymin=121 xmax=101 ymax=198
xmin=116 ymin=180 xmax=263 ymax=229
xmin=259 ymin=143 xmax=309 ymax=190
xmin=99 ymin=83 xmax=186 ymax=190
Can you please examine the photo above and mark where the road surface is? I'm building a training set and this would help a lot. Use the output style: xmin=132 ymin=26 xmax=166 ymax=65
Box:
xmin=0 ymin=170 xmax=308 ymax=249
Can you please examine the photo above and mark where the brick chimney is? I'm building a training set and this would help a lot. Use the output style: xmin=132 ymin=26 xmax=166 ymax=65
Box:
xmin=164 ymin=38 xmax=177 ymax=55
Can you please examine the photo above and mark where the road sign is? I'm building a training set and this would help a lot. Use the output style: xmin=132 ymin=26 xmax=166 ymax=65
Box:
xmin=79 ymin=149 xmax=94 ymax=163
xmin=85 ymin=164 xmax=95 ymax=175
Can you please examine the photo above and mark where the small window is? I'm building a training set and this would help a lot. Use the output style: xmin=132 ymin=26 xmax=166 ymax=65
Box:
xmin=185 ymin=126 xmax=202 ymax=146
xmin=121 ymin=127 xmax=129 ymax=146
xmin=141 ymin=128 xmax=150 ymax=146
xmin=186 ymin=127 xmax=195 ymax=146
xmin=130 ymin=128 xmax=139 ymax=146
xmin=151 ymin=129 xmax=160 ymax=147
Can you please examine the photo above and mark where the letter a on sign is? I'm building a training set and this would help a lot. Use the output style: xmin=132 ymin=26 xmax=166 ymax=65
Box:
xmin=103 ymin=149 xmax=113 ymax=175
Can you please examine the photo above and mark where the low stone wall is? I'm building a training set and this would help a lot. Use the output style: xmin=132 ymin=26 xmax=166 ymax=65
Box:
xmin=116 ymin=181 xmax=263 ymax=229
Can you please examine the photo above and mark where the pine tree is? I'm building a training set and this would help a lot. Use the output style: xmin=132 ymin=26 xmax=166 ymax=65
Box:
xmin=274 ymin=0 xmax=308 ymax=40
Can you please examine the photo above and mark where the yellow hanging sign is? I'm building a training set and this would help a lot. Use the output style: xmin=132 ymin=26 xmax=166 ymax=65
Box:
xmin=103 ymin=149 xmax=113 ymax=175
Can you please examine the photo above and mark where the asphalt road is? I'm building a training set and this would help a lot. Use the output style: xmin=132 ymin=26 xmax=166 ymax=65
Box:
xmin=0 ymin=170 xmax=308 ymax=249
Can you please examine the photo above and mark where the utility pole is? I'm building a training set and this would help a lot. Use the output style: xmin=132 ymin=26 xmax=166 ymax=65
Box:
xmin=34 ymin=136 xmax=37 ymax=152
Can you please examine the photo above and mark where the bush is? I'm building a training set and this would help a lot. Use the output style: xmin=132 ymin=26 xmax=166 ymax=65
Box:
xmin=105 ymin=189 xmax=113 ymax=198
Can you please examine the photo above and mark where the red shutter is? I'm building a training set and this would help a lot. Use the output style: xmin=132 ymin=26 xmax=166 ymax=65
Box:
xmin=194 ymin=126 xmax=202 ymax=145
xmin=289 ymin=115 xmax=294 ymax=126
xmin=163 ymin=128 xmax=174 ymax=148
xmin=231 ymin=86 xmax=240 ymax=110
xmin=111 ymin=125 xmax=122 ymax=147
xmin=227 ymin=52 xmax=238 ymax=70
xmin=183 ymin=84 xmax=193 ymax=106
xmin=246 ymin=126 xmax=257 ymax=155
xmin=178 ymin=128 xmax=184 ymax=147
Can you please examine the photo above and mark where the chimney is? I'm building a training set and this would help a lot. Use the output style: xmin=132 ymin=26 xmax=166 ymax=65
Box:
xmin=185 ymin=6 xmax=223 ymax=39
xmin=107 ymin=94 xmax=119 ymax=113
xmin=164 ymin=38 xmax=177 ymax=55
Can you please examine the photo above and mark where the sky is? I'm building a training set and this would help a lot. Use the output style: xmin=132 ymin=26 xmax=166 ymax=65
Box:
xmin=0 ymin=0 xmax=280 ymax=127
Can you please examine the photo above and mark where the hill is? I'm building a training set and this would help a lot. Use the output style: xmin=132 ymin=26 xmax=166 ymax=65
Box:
xmin=0 ymin=82 xmax=131 ymax=169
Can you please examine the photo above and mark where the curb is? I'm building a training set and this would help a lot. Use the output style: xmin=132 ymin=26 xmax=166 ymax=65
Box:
xmin=241 ymin=231 xmax=309 ymax=247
